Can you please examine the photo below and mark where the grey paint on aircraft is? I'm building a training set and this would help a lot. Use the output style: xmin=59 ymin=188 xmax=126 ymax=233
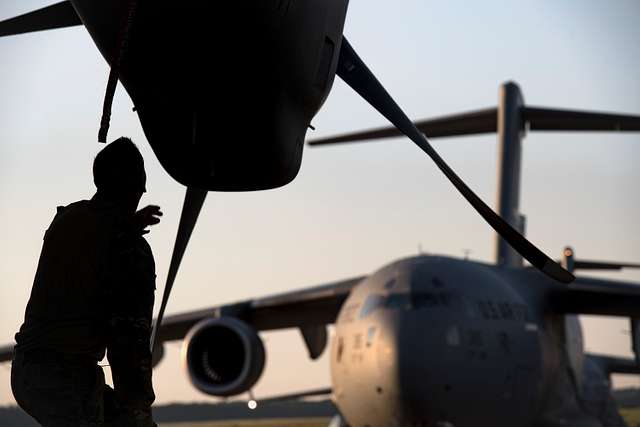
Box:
xmin=331 ymin=257 xmax=544 ymax=426
xmin=329 ymin=255 xmax=630 ymax=427
xmin=495 ymin=82 xmax=526 ymax=268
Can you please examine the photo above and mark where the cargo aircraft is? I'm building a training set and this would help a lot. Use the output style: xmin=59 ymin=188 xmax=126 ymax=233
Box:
xmin=2 ymin=79 xmax=640 ymax=426
xmin=1 ymin=2 xmax=640 ymax=426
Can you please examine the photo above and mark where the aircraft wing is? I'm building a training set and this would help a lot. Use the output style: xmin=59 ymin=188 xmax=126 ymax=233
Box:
xmin=154 ymin=275 xmax=364 ymax=344
xmin=549 ymin=276 xmax=640 ymax=317
xmin=0 ymin=2 xmax=82 ymax=37
xmin=0 ymin=275 xmax=364 ymax=364
xmin=0 ymin=344 xmax=13 ymax=363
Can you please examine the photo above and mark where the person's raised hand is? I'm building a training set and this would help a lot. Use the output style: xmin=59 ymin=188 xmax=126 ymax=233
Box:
xmin=134 ymin=205 xmax=162 ymax=235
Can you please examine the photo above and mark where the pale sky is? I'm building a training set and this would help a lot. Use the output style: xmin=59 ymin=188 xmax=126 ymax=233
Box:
xmin=1 ymin=0 xmax=639 ymax=407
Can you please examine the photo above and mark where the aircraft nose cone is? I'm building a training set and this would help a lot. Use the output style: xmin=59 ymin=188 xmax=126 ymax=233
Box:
xmin=136 ymin=99 xmax=307 ymax=191
xmin=73 ymin=0 xmax=349 ymax=191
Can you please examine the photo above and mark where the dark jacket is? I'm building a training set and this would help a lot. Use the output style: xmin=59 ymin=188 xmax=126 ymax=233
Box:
xmin=14 ymin=194 xmax=156 ymax=419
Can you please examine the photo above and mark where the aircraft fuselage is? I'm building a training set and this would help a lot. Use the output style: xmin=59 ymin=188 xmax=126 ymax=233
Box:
xmin=71 ymin=0 xmax=349 ymax=191
xmin=330 ymin=256 xmax=602 ymax=427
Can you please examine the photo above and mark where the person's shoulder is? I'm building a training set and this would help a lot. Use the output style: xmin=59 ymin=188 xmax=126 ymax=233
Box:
xmin=62 ymin=199 xmax=92 ymax=215
xmin=46 ymin=199 xmax=111 ymax=236
xmin=53 ymin=199 xmax=95 ymax=223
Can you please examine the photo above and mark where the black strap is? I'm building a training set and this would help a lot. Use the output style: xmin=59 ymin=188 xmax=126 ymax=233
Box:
xmin=98 ymin=0 xmax=139 ymax=143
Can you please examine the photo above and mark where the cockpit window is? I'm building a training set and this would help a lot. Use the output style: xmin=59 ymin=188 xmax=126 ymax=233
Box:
xmin=411 ymin=291 xmax=451 ymax=309
xmin=384 ymin=278 xmax=396 ymax=290
xmin=359 ymin=294 xmax=386 ymax=319
xmin=385 ymin=293 xmax=410 ymax=310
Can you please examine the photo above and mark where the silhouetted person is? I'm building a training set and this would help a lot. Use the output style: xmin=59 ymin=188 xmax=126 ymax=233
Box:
xmin=11 ymin=137 xmax=161 ymax=427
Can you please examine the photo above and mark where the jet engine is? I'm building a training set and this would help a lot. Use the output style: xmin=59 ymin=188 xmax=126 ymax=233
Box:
xmin=181 ymin=317 xmax=265 ymax=397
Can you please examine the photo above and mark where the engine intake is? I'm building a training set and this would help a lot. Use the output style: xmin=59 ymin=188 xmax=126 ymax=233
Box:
xmin=182 ymin=317 xmax=265 ymax=397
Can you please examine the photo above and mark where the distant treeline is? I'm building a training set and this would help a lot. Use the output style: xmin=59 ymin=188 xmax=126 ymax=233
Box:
xmin=0 ymin=400 xmax=337 ymax=426
xmin=153 ymin=400 xmax=336 ymax=422
xmin=613 ymin=388 xmax=640 ymax=408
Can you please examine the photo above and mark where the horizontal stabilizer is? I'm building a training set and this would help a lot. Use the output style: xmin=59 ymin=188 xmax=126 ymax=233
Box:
xmin=574 ymin=260 xmax=640 ymax=271
xmin=155 ymin=275 xmax=363 ymax=343
xmin=550 ymin=276 xmax=640 ymax=317
xmin=308 ymin=107 xmax=497 ymax=145
xmin=0 ymin=1 xmax=81 ymax=38
xmin=523 ymin=107 xmax=640 ymax=132
xmin=588 ymin=354 xmax=640 ymax=375
xmin=307 ymin=105 xmax=640 ymax=146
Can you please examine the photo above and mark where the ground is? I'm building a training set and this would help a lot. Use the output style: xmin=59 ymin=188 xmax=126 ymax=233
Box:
xmin=159 ymin=419 xmax=330 ymax=427
xmin=620 ymin=408 xmax=640 ymax=427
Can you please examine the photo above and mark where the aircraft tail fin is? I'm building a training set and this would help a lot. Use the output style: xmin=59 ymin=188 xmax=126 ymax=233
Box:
xmin=0 ymin=1 xmax=81 ymax=38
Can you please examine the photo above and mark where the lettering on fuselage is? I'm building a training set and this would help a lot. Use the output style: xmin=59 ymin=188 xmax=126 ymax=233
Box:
xmin=476 ymin=300 xmax=528 ymax=321
xmin=339 ymin=302 xmax=360 ymax=323
xmin=498 ymin=331 xmax=511 ymax=354
xmin=351 ymin=333 xmax=365 ymax=364
xmin=353 ymin=332 xmax=364 ymax=350
xmin=350 ymin=352 xmax=364 ymax=364
xmin=466 ymin=328 xmax=488 ymax=361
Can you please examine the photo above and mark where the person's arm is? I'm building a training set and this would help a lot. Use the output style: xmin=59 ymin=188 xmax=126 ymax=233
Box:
xmin=107 ymin=232 xmax=156 ymax=426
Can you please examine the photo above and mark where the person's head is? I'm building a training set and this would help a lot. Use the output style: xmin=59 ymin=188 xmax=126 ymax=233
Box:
xmin=93 ymin=137 xmax=146 ymax=215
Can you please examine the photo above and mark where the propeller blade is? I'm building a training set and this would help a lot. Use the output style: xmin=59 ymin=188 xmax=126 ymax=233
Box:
xmin=336 ymin=37 xmax=574 ymax=283
xmin=151 ymin=187 xmax=208 ymax=350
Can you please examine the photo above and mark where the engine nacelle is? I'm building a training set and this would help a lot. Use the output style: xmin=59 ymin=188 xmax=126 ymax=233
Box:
xmin=181 ymin=317 xmax=265 ymax=397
